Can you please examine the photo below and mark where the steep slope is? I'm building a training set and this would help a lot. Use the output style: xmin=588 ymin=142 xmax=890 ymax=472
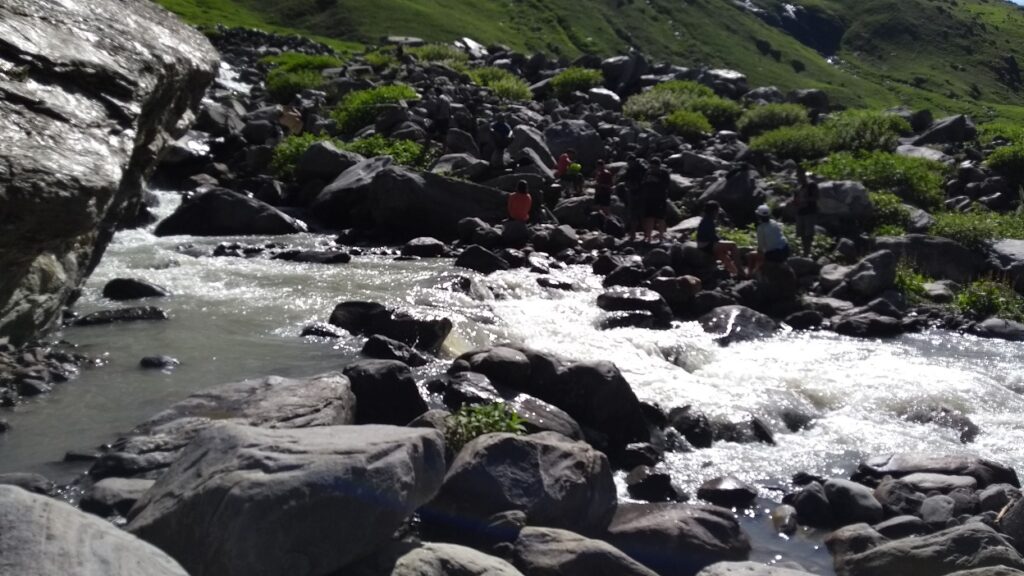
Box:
xmin=157 ymin=0 xmax=1024 ymax=119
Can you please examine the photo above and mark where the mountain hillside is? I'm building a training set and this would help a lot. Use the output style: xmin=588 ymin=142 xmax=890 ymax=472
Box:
xmin=158 ymin=0 xmax=1024 ymax=120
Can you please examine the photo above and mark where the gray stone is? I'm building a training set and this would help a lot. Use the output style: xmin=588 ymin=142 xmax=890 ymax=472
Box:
xmin=155 ymin=189 xmax=307 ymax=236
xmin=979 ymin=484 xmax=1017 ymax=513
xmin=81 ymin=477 xmax=156 ymax=517
xmin=874 ymin=515 xmax=927 ymax=539
xmin=0 ymin=485 xmax=188 ymax=575
xmin=697 ymin=476 xmax=758 ymax=508
xmin=348 ymin=541 xmax=523 ymax=576
xmin=544 ymin=120 xmax=605 ymax=169
xmin=127 ymin=424 xmax=445 ymax=576
xmin=696 ymin=562 xmax=817 ymax=576
xmin=0 ymin=0 xmax=216 ymax=346
xmin=698 ymin=305 xmax=777 ymax=345
xmin=912 ymin=115 xmax=977 ymax=145
xmin=920 ymin=495 xmax=957 ymax=527
xmin=817 ymin=181 xmax=872 ymax=233
xmin=699 ymin=169 xmax=765 ymax=226
xmin=875 ymin=235 xmax=982 ymax=284
xmin=854 ymin=453 xmax=1019 ymax=489
xmin=514 ymin=527 xmax=658 ymax=576
xmin=0 ymin=472 xmax=54 ymax=495
xmin=295 ymin=141 xmax=364 ymax=183
xmin=898 ymin=473 xmax=978 ymax=493
xmin=897 ymin=145 xmax=954 ymax=165
xmin=972 ymin=318 xmax=1024 ymax=342
xmin=824 ymin=479 xmax=884 ymax=525
xmin=784 ymin=481 xmax=833 ymax=528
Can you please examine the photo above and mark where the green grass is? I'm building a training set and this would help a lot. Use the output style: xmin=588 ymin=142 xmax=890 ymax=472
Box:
xmin=987 ymin=143 xmax=1024 ymax=182
xmin=663 ymin=110 xmax=712 ymax=142
xmin=814 ymin=151 xmax=949 ymax=210
xmin=445 ymin=403 xmax=525 ymax=453
xmin=750 ymin=124 xmax=833 ymax=161
xmin=824 ymin=110 xmax=911 ymax=153
xmin=956 ymin=278 xmax=1024 ymax=322
xmin=332 ymin=84 xmax=420 ymax=134
xmin=262 ymin=52 xmax=346 ymax=103
xmin=156 ymin=0 xmax=1024 ymax=122
xmin=684 ymin=97 xmax=743 ymax=130
xmin=550 ymin=67 xmax=604 ymax=98
xmin=931 ymin=211 xmax=1024 ymax=249
xmin=979 ymin=121 xmax=1024 ymax=146
xmin=894 ymin=261 xmax=931 ymax=303
xmin=737 ymin=103 xmax=809 ymax=138
xmin=340 ymin=135 xmax=436 ymax=168
xmin=869 ymin=191 xmax=912 ymax=234
xmin=468 ymin=67 xmax=532 ymax=101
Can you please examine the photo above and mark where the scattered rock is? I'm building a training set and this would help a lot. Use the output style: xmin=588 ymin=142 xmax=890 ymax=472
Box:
xmin=697 ymin=476 xmax=758 ymax=508
xmin=72 ymin=306 xmax=169 ymax=326
xmin=698 ymin=305 xmax=777 ymax=345
xmin=362 ymin=334 xmax=431 ymax=367
xmin=140 ymin=356 xmax=180 ymax=370
xmin=343 ymin=360 xmax=428 ymax=425
xmin=348 ymin=541 xmax=524 ymax=576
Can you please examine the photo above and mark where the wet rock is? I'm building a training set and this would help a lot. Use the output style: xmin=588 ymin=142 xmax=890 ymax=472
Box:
xmin=698 ymin=305 xmax=777 ymax=345
xmin=513 ymin=527 xmax=658 ymax=576
xmin=453 ymin=347 xmax=532 ymax=390
xmin=834 ymin=522 xmax=1024 ymax=576
xmin=825 ymin=523 xmax=887 ymax=562
xmin=873 ymin=515 xmax=927 ymax=539
xmin=537 ymin=277 xmax=576 ymax=291
xmin=550 ymin=361 xmax=651 ymax=450
xmin=834 ymin=313 xmax=902 ymax=338
xmin=853 ymin=453 xmax=1019 ymax=489
xmin=620 ymin=442 xmax=662 ymax=469
xmin=972 ymin=318 xmax=1024 ymax=342
xmin=697 ymin=476 xmax=758 ymax=508
xmin=2 ymin=485 xmax=189 ymax=575
xmin=348 ymin=541 xmax=523 ymax=576
xmin=140 ymin=356 xmax=180 ymax=370
xmin=603 ymin=264 xmax=652 ymax=288
xmin=423 ymin=432 xmax=616 ymax=536
xmin=999 ymin=496 xmax=1024 ymax=549
xmin=343 ymin=360 xmax=428 ymax=425
xmin=784 ymin=481 xmax=833 ymax=528
xmin=103 ymin=279 xmax=170 ymax=301
xmin=456 ymin=245 xmax=511 ymax=274
xmin=155 ymin=188 xmax=307 ymax=237
xmin=329 ymin=301 xmax=452 ymax=352
xmin=874 ymin=477 xmax=926 ymax=517
xmin=904 ymin=406 xmax=980 ymax=443
xmin=627 ymin=467 xmax=687 ymax=503
xmin=597 ymin=287 xmax=673 ymax=326
xmin=73 ymin=306 xmax=169 ymax=327
xmin=602 ymin=502 xmax=751 ymax=576
xmin=825 ymin=479 xmax=884 ymax=525
xmin=668 ymin=406 xmax=714 ymax=448
xmin=80 ymin=477 xmax=155 ymax=517
xmin=696 ymin=562 xmax=816 ymax=575
xmin=784 ymin=310 xmax=823 ymax=330
xmin=300 ymin=322 xmax=343 ymax=338
xmin=896 ymin=473 xmax=978 ymax=494
xmin=272 ymin=250 xmax=352 ymax=264
xmin=0 ymin=472 xmax=55 ymax=495
xmin=979 ymin=484 xmax=1018 ymax=513
xmin=920 ymin=494 xmax=957 ymax=528
xmin=402 ymin=237 xmax=447 ymax=258
xmin=127 ymin=424 xmax=445 ymax=576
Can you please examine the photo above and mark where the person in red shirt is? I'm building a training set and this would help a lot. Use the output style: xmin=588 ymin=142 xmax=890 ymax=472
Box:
xmin=507 ymin=180 xmax=533 ymax=223
xmin=593 ymin=159 xmax=613 ymax=215
xmin=554 ymin=149 xmax=583 ymax=195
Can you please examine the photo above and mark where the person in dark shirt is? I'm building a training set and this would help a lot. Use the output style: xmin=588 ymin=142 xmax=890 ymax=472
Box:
xmin=794 ymin=169 xmax=819 ymax=257
xmin=490 ymin=116 xmax=513 ymax=169
xmin=621 ymin=154 xmax=648 ymax=241
xmin=696 ymin=201 xmax=740 ymax=277
xmin=593 ymin=159 xmax=614 ymax=215
xmin=641 ymin=157 xmax=670 ymax=243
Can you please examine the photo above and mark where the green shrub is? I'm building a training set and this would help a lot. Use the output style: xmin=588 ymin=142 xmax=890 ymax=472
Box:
xmin=930 ymin=210 xmax=1024 ymax=248
xmin=814 ymin=151 xmax=947 ymax=210
xmin=894 ymin=261 xmax=931 ymax=302
xmin=340 ymin=135 xmax=433 ymax=168
xmin=469 ymin=67 xmax=532 ymax=101
xmin=263 ymin=52 xmax=345 ymax=103
xmin=332 ymin=84 xmax=419 ymax=134
xmin=979 ymin=122 xmax=1024 ymax=146
xmin=825 ymin=110 xmax=911 ymax=152
xmin=663 ymin=110 xmax=712 ymax=142
xmin=651 ymin=80 xmax=715 ymax=98
xmin=408 ymin=43 xmax=468 ymax=64
xmin=987 ymin=143 xmax=1024 ymax=182
xmin=445 ymin=403 xmax=526 ymax=452
xmin=685 ymin=97 xmax=743 ymax=130
xmin=869 ymin=191 xmax=911 ymax=234
xmin=624 ymin=89 xmax=690 ymax=121
xmin=550 ymin=67 xmax=604 ymax=99
xmin=737 ymin=103 xmax=809 ymax=137
xmin=271 ymin=133 xmax=339 ymax=176
xmin=956 ymin=278 xmax=1024 ymax=321
xmin=718 ymin=226 xmax=755 ymax=246
xmin=750 ymin=125 xmax=833 ymax=161
xmin=364 ymin=48 xmax=398 ymax=70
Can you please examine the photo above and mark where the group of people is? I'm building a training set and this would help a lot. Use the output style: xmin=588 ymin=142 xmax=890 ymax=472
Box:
xmin=506 ymin=155 xmax=819 ymax=279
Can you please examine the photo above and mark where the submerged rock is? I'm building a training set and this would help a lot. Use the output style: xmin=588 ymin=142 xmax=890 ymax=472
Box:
xmin=72 ymin=306 xmax=169 ymax=327
xmin=698 ymin=305 xmax=777 ymax=345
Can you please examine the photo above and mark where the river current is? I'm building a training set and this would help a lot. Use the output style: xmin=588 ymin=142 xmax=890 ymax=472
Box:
xmin=1 ymin=190 xmax=1022 ymax=572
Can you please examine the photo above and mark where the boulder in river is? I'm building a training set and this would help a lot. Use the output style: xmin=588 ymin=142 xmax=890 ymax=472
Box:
xmin=698 ymin=305 xmax=777 ymax=345
xmin=0 ymin=0 xmax=217 ymax=347
xmin=329 ymin=301 xmax=452 ymax=352
xmin=513 ymin=526 xmax=658 ymax=576
xmin=154 ymin=188 xmax=308 ymax=237
xmin=127 ymin=423 xmax=445 ymax=576
xmin=342 ymin=359 xmax=428 ymax=425
xmin=1 ymin=485 xmax=188 ymax=576
xmin=697 ymin=476 xmax=758 ymax=508
xmin=72 ymin=306 xmax=169 ymax=327
xmin=362 ymin=334 xmax=431 ymax=367
xmin=103 ymin=279 xmax=170 ymax=301
xmin=852 ymin=453 xmax=1019 ymax=489
xmin=347 ymin=541 xmax=524 ymax=576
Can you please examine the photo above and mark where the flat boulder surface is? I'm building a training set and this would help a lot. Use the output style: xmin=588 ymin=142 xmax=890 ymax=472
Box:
xmin=154 ymin=188 xmax=307 ymax=236
xmin=853 ymin=453 xmax=1019 ymax=488
xmin=697 ymin=562 xmax=817 ymax=576
xmin=348 ymin=541 xmax=524 ymax=576
xmin=0 ymin=0 xmax=217 ymax=346
xmin=0 ymin=485 xmax=188 ymax=576
xmin=127 ymin=423 xmax=446 ymax=576
xmin=513 ymin=526 xmax=659 ymax=576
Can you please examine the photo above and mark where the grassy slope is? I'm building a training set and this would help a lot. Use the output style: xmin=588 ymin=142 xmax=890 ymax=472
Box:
xmin=155 ymin=0 xmax=1024 ymax=120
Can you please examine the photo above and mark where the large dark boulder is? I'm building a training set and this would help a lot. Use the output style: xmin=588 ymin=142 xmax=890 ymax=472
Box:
xmin=874 ymin=235 xmax=982 ymax=284
xmin=698 ymin=305 xmax=777 ymax=345
xmin=127 ymin=424 xmax=446 ymax=576
xmin=329 ymin=301 xmax=452 ymax=352
xmin=342 ymin=360 xmax=428 ymax=425
xmin=154 ymin=189 xmax=307 ymax=236
xmin=0 ymin=0 xmax=217 ymax=346
xmin=544 ymin=120 xmax=605 ymax=170
xmin=698 ymin=169 xmax=765 ymax=227
xmin=103 ymin=278 xmax=170 ymax=301
xmin=513 ymin=527 xmax=658 ymax=576
xmin=348 ymin=541 xmax=524 ymax=576
xmin=912 ymin=115 xmax=977 ymax=146
xmin=311 ymin=162 xmax=507 ymax=240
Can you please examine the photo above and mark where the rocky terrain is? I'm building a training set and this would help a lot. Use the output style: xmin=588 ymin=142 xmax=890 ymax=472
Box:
xmin=3 ymin=6 xmax=1024 ymax=576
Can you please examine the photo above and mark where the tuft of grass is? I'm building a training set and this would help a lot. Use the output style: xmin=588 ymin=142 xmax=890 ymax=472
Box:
xmin=737 ymin=103 xmax=809 ymax=138
xmin=824 ymin=110 xmax=912 ymax=152
xmin=814 ymin=151 xmax=948 ymax=210
xmin=750 ymin=125 xmax=833 ymax=161
xmin=469 ymin=67 xmax=532 ymax=101
xmin=364 ymin=48 xmax=398 ymax=70
xmin=408 ymin=43 xmax=468 ymax=63
xmin=987 ymin=143 xmax=1024 ymax=182
xmin=895 ymin=261 xmax=931 ymax=302
xmin=263 ymin=52 xmax=346 ymax=103
xmin=445 ymin=403 xmax=525 ymax=453
xmin=685 ymin=97 xmax=743 ymax=130
xmin=332 ymin=84 xmax=419 ymax=134
xmin=651 ymin=80 xmax=716 ymax=98
xmin=956 ymin=278 xmax=1024 ymax=322
xmin=931 ymin=210 xmax=1024 ymax=249
xmin=550 ymin=67 xmax=604 ymax=99
xmin=663 ymin=110 xmax=712 ymax=142
xmin=340 ymin=134 xmax=435 ymax=168
xmin=869 ymin=191 xmax=912 ymax=234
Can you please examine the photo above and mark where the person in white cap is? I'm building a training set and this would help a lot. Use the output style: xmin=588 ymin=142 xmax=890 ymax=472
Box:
xmin=749 ymin=204 xmax=790 ymax=275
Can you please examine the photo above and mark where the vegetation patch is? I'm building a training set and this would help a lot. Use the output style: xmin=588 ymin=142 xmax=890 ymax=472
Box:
xmin=663 ymin=110 xmax=712 ymax=142
xmin=340 ymin=135 xmax=434 ymax=168
xmin=407 ymin=43 xmax=468 ymax=64
xmin=894 ymin=261 xmax=931 ymax=303
xmin=469 ymin=67 xmax=532 ymax=101
xmin=263 ymin=52 xmax=345 ymax=103
xmin=814 ymin=151 xmax=947 ymax=210
xmin=445 ymin=403 xmax=525 ymax=453
xmin=987 ymin=143 xmax=1024 ymax=183
xmin=650 ymin=80 xmax=716 ymax=99
xmin=737 ymin=103 xmax=809 ymax=138
xmin=332 ymin=84 xmax=419 ymax=134
xmin=824 ymin=110 xmax=911 ymax=152
xmin=271 ymin=133 xmax=339 ymax=176
xmin=550 ymin=67 xmax=604 ymax=99
xmin=750 ymin=125 xmax=833 ymax=161
xmin=979 ymin=122 xmax=1024 ymax=146
xmin=869 ymin=191 xmax=912 ymax=235
xmin=684 ymin=97 xmax=743 ymax=130
xmin=956 ymin=279 xmax=1024 ymax=322
xmin=364 ymin=48 xmax=398 ymax=70
xmin=931 ymin=211 xmax=1024 ymax=249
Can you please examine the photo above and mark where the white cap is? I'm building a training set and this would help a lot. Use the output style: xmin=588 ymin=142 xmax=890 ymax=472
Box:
xmin=755 ymin=204 xmax=771 ymax=217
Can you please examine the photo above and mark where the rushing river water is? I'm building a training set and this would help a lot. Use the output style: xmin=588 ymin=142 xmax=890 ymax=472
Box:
xmin=2 ymin=191 xmax=1023 ymax=572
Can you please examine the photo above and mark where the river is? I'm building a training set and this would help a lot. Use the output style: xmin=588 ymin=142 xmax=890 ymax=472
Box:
xmin=1 ymin=190 xmax=1022 ymax=572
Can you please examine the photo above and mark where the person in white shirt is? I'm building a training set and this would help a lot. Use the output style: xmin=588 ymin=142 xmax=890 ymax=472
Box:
xmin=748 ymin=204 xmax=790 ymax=275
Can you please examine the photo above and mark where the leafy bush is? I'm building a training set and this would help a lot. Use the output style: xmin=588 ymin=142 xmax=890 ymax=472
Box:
xmin=987 ymin=143 xmax=1024 ymax=182
xmin=624 ymin=89 xmax=691 ymax=121
xmin=364 ymin=48 xmax=398 ymax=70
xmin=445 ymin=403 xmax=526 ymax=452
xmin=408 ymin=43 xmax=468 ymax=64
xmin=825 ymin=110 xmax=911 ymax=152
xmin=894 ymin=261 xmax=930 ymax=302
xmin=814 ymin=151 xmax=947 ymax=210
xmin=663 ymin=110 xmax=712 ymax=142
xmin=332 ymin=84 xmax=419 ymax=134
xmin=271 ymin=133 xmax=338 ymax=176
xmin=263 ymin=52 xmax=345 ymax=103
xmin=550 ymin=67 xmax=604 ymax=99
xmin=750 ymin=125 xmax=833 ymax=161
xmin=869 ymin=191 xmax=911 ymax=234
xmin=685 ymin=97 xmax=743 ymax=130
xmin=930 ymin=210 xmax=1024 ymax=249
xmin=737 ymin=103 xmax=809 ymax=137
xmin=979 ymin=122 xmax=1024 ymax=146
xmin=651 ymin=80 xmax=715 ymax=98
xmin=469 ymin=67 xmax=532 ymax=101
xmin=956 ymin=279 xmax=1024 ymax=322
xmin=340 ymin=135 xmax=433 ymax=168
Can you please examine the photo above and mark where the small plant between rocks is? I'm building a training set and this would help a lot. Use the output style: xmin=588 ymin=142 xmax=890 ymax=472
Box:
xmin=445 ymin=403 xmax=526 ymax=452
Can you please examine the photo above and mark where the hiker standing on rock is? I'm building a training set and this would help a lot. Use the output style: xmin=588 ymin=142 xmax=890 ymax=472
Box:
xmin=697 ymin=201 xmax=741 ymax=277
xmin=490 ymin=115 xmax=512 ymax=169
xmin=748 ymin=204 xmax=791 ymax=275
xmin=794 ymin=168 xmax=819 ymax=257
xmin=621 ymin=154 xmax=648 ymax=240
xmin=641 ymin=157 xmax=670 ymax=243
xmin=555 ymin=149 xmax=584 ymax=196
xmin=593 ymin=159 xmax=614 ymax=215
